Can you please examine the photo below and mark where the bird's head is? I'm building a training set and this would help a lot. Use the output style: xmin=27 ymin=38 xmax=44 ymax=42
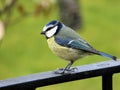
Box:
xmin=41 ymin=20 xmax=63 ymax=39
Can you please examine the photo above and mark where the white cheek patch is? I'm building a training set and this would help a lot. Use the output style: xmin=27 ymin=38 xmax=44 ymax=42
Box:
xmin=46 ymin=26 xmax=58 ymax=38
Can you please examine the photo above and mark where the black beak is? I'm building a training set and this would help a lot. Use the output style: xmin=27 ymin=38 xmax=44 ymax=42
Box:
xmin=41 ymin=31 xmax=45 ymax=35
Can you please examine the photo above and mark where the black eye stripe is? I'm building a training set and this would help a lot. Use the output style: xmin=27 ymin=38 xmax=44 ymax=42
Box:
xmin=46 ymin=27 xmax=54 ymax=31
xmin=46 ymin=24 xmax=58 ymax=32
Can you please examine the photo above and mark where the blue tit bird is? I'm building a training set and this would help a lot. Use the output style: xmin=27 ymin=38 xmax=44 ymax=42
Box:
xmin=41 ymin=20 xmax=117 ymax=74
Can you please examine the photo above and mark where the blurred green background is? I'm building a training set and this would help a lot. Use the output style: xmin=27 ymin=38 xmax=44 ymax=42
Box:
xmin=0 ymin=0 xmax=120 ymax=90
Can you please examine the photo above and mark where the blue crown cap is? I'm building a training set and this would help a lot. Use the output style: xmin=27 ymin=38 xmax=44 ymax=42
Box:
xmin=46 ymin=20 xmax=58 ymax=26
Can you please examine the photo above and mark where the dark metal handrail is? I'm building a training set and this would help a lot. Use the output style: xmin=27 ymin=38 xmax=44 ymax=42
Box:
xmin=0 ymin=60 xmax=120 ymax=90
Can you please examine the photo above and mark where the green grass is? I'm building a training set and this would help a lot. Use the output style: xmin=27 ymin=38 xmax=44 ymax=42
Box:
xmin=0 ymin=0 xmax=120 ymax=90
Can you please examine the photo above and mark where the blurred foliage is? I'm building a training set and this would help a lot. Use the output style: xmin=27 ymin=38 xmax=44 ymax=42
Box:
xmin=0 ymin=0 xmax=120 ymax=90
xmin=0 ymin=0 xmax=55 ymax=26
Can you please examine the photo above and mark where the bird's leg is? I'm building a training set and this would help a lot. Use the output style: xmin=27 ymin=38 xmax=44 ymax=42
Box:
xmin=63 ymin=61 xmax=74 ymax=72
xmin=63 ymin=61 xmax=78 ymax=73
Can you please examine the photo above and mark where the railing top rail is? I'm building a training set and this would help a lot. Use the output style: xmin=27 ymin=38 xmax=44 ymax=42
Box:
xmin=0 ymin=60 xmax=120 ymax=90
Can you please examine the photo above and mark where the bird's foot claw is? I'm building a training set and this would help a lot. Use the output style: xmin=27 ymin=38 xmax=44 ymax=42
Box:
xmin=54 ymin=68 xmax=65 ymax=74
xmin=54 ymin=67 xmax=78 ymax=74
xmin=67 ymin=67 xmax=78 ymax=72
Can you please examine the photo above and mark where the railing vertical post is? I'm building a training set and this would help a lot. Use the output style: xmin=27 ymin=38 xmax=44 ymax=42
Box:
xmin=102 ymin=74 xmax=113 ymax=90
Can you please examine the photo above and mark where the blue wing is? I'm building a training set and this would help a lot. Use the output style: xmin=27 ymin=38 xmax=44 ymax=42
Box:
xmin=54 ymin=37 xmax=117 ymax=60
xmin=55 ymin=37 xmax=98 ymax=54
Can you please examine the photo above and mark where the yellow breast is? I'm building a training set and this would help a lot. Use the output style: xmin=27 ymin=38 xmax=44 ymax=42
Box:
xmin=47 ymin=37 xmax=85 ymax=61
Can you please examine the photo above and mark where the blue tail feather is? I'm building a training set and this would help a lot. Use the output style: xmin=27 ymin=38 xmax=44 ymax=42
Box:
xmin=99 ymin=52 xmax=117 ymax=60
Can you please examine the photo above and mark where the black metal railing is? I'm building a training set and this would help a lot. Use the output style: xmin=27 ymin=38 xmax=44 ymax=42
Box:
xmin=0 ymin=60 xmax=120 ymax=90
